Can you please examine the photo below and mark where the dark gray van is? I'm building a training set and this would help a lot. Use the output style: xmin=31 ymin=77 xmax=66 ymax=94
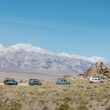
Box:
xmin=29 ymin=79 xmax=42 ymax=85
xmin=4 ymin=78 xmax=18 ymax=85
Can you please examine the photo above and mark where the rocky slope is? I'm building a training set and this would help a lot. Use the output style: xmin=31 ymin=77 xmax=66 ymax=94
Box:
xmin=84 ymin=62 xmax=110 ymax=78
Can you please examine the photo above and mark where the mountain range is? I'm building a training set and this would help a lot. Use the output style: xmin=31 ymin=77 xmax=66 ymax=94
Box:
xmin=0 ymin=44 xmax=108 ymax=76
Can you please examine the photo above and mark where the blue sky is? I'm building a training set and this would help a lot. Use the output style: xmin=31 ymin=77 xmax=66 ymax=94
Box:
xmin=0 ymin=0 xmax=110 ymax=59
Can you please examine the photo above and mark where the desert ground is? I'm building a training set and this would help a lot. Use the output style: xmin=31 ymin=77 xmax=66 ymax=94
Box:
xmin=0 ymin=71 xmax=62 ymax=81
xmin=0 ymin=75 xmax=110 ymax=110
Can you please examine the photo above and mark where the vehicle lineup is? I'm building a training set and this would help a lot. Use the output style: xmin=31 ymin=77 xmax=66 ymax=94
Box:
xmin=2 ymin=77 xmax=104 ymax=86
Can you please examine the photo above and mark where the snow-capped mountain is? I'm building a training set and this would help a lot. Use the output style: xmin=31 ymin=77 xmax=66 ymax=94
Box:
xmin=0 ymin=44 xmax=107 ymax=75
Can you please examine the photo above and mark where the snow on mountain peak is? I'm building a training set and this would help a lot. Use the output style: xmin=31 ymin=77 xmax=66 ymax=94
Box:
xmin=8 ymin=43 xmax=53 ymax=54
xmin=58 ymin=53 xmax=105 ymax=63
xmin=0 ymin=44 xmax=6 ymax=54
xmin=0 ymin=43 xmax=107 ymax=63
xmin=0 ymin=44 xmax=5 ymax=50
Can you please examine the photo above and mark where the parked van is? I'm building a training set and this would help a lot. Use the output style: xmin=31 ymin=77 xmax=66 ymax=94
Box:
xmin=56 ymin=78 xmax=70 ymax=85
xmin=89 ymin=77 xmax=103 ymax=83
xmin=4 ymin=78 xmax=18 ymax=85
xmin=29 ymin=79 xmax=42 ymax=85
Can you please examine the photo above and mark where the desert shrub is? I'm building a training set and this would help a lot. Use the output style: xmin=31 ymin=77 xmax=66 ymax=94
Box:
xmin=0 ymin=99 xmax=21 ymax=110
xmin=77 ymin=104 xmax=88 ymax=110
xmin=43 ymin=105 xmax=49 ymax=110
xmin=86 ymin=87 xmax=91 ymax=89
xmin=64 ymin=97 xmax=72 ymax=102
xmin=89 ymin=104 xmax=92 ymax=108
xmin=106 ymin=105 xmax=110 ymax=110
xmin=10 ymin=100 xmax=21 ymax=110
xmin=57 ymin=102 xmax=71 ymax=110
xmin=19 ymin=80 xmax=23 ymax=83
xmin=101 ymin=100 xmax=109 ymax=106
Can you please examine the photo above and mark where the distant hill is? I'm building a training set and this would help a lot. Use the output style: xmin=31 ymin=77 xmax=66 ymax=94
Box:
xmin=0 ymin=43 xmax=108 ymax=75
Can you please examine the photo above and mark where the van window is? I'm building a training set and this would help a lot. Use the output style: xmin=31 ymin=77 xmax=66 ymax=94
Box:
xmin=33 ymin=80 xmax=37 ymax=82
xmin=64 ymin=80 xmax=67 ymax=82
xmin=5 ymin=80 xmax=9 ymax=82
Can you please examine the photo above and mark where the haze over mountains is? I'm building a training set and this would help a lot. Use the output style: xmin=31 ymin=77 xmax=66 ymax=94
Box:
xmin=0 ymin=44 xmax=108 ymax=76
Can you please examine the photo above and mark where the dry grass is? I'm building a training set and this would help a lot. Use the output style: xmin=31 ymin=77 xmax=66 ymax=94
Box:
xmin=0 ymin=78 xmax=110 ymax=110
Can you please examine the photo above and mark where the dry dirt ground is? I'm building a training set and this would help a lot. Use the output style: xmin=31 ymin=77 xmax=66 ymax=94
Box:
xmin=0 ymin=78 xmax=110 ymax=110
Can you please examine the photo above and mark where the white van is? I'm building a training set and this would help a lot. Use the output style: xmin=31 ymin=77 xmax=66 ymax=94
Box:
xmin=89 ymin=77 xmax=103 ymax=83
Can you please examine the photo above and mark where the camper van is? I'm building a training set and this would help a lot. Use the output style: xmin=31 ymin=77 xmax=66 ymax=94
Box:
xmin=89 ymin=77 xmax=103 ymax=83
